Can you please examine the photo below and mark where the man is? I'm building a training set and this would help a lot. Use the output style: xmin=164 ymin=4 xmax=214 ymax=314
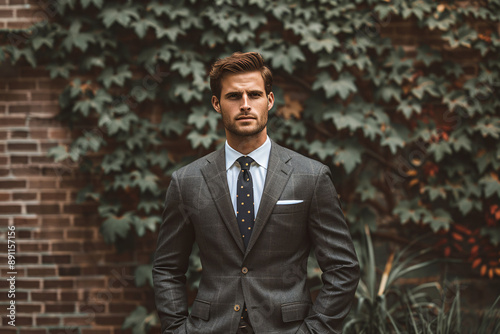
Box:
xmin=153 ymin=52 xmax=359 ymax=334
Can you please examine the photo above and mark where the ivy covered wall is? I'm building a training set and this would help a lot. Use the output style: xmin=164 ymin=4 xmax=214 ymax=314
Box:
xmin=1 ymin=0 xmax=500 ymax=332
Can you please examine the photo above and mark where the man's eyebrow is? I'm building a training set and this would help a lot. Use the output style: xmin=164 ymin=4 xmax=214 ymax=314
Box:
xmin=224 ymin=89 xmax=264 ymax=97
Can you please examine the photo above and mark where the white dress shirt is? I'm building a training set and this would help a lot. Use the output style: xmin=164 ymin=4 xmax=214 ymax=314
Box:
xmin=225 ymin=136 xmax=271 ymax=216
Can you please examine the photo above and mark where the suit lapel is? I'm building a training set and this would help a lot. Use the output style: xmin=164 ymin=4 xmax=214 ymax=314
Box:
xmin=200 ymin=148 xmax=246 ymax=254
xmin=245 ymin=141 xmax=293 ymax=256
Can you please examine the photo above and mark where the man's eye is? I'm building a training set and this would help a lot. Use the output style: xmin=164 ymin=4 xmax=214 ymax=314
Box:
xmin=250 ymin=93 xmax=261 ymax=97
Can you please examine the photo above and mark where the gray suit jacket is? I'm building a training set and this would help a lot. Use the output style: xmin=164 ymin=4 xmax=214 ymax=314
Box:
xmin=153 ymin=140 xmax=360 ymax=334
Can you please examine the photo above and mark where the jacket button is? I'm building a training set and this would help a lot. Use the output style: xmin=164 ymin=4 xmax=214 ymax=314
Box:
xmin=234 ymin=304 xmax=240 ymax=312
xmin=242 ymin=267 xmax=248 ymax=274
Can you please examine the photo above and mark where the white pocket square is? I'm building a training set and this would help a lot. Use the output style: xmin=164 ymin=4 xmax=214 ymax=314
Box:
xmin=276 ymin=200 xmax=303 ymax=205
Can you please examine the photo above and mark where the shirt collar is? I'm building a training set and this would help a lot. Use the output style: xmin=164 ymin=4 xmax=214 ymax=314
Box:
xmin=225 ymin=136 xmax=271 ymax=171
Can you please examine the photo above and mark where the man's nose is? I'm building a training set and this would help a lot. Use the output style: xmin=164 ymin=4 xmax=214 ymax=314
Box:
xmin=240 ymin=94 xmax=251 ymax=112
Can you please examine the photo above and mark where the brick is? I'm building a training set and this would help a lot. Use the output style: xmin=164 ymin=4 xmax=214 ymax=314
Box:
xmin=29 ymin=129 xmax=49 ymax=139
xmin=36 ymin=316 xmax=61 ymax=326
xmin=0 ymin=9 xmax=13 ymax=18
xmin=17 ymin=230 xmax=33 ymax=238
xmin=31 ymin=156 xmax=53 ymax=163
xmin=44 ymin=279 xmax=74 ymax=289
xmin=17 ymin=254 xmax=40 ymax=264
xmin=11 ymin=155 xmax=29 ymax=164
xmin=17 ymin=303 xmax=43 ymax=313
xmin=109 ymin=303 xmax=137 ymax=313
xmin=0 ymin=291 xmax=28 ymax=300
xmin=42 ymin=254 xmax=71 ymax=264
xmin=60 ymin=291 xmax=79 ymax=301
xmin=33 ymin=229 xmax=64 ymax=239
xmin=0 ymin=205 xmax=22 ymax=214
xmin=2 ymin=315 xmax=32 ymax=326
xmin=18 ymin=242 xmax=49 ymax=252
xmin=0 ymin=192 xmax=10 ymax=200
xmin=48 ymin=328 xmax=79 ymax=334
xmin=0 ymin=180 xmax=26 ymax=188
xmin=0 ymin=328 xmax=17 ymax=334
xmin=52 ymin=242 xmax=82 ymax=252
xmin=79 ymin=303 xmax=105 ymax=314
xmin=13 ymin=192 xmax=37 ymax=200
xmin=16 ymin=9 xmax=38 ymax=18
xmin=32 ymin=291 xmax=58 ymax=301
xmin=14 ymin=217 xmax=39 ymax=226
xmin=0 ymin=92 xmax=29 ymax=101
xmin=41 ymin=217 xmax=70 ymax=227
xmin=17 ymin=279 xmax=41 ymax=289
xmin=9 ymin=81 xmax=36 ymax=90
xmin=0 ymin=268 xmax=25 ymax=277
xmin=82 ymin=330 xmax=112 ymax=334
xmin=48 ymin=128 xmax=71 ymax=139
xmin=27 ymin=267 xmax=57 ymax=277
xmin=0 ymin=118 xmax=25 ymax=126
xmin=38 ymin=78 xmax=67 ymax=90
xmin=58 ymin=266 xmax=80 ymax=276
xmin=41 ymin=192 xmax=66 ymax=201
xmin=45 ymin=303 xmax=75 ymax=313
xmin=63 ymin=203 xmax=98 ymax=214
xmin=31 ymin=92 xmax=59 ymax=101
xmin=27 ymin=204 xmax=60 ymax=214
xmin=68 ymin=230 xmax=97 ymax=242
xmin=82 ymin=241 xmax=108 ymax=252
xmin=95 ymin=315 xmax=125 ymax=326
xmin=7 ymin=142 xmax=38 ymax=151
xmin=63 ymin=316 xmax=93 ymax=326
xmin=12 ymin=166 xmax=42 ymax=176
xmin=18 ymin=329 xmax=47 ymax=334
xmin=40 ymin=142 xmax=59 ymax=152
xmin=75 ymin=278 xmax=106 ymax=289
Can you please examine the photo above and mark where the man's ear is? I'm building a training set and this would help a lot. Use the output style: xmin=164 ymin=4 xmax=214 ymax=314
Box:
xmin=267 ymin=92 xmax=275 ymax=111
xmin=211 ymin=96 xmax=221 ymax=113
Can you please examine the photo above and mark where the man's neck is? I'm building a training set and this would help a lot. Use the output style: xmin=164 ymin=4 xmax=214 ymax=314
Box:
xmin=226 ymin=130 xmax=267 ymax=155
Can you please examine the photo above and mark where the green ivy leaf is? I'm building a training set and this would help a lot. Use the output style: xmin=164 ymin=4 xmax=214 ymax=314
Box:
xmin=62 ymin=20 xmax=95 ymax=52
xmin=99 ymin=5 xmax=140 ymax=28
xmin=334 ymin=141 xmax=363 ymax=174
xmin=312 ymin=72 xmax=357 ymax=100
xmin=134 ymin=264 xmax=153 ymax=288
xmin=81 ymin=0 xmax=103 ymax=9
xmin=422 ymin=208 xmax=452 ymax=232
xmin=132 ymin=216 xmax=160 ymax=236
xmin=122 ymin=306 xmax=148 ymax=334
xmin=397 ymin=99 xmax=422 ymax=119
xmin=187 ymin=130 xmax=220 ymax=149
xmin=442 ymin=25 xmax=478 ymax=48
xmin=308 ymin=140 xmax=336 ymax=161
xmin=98 ymin=65 xmax=132 ymax=89
xmin=416 ymin=45 xmax=442 ymax=66
xmin=188 ymin=106 xmax=220 ymax=131
xmin=479 ymin=173 xmax=500 ymax=198
xmin=100 ymin=213 xmax=133 ymax=244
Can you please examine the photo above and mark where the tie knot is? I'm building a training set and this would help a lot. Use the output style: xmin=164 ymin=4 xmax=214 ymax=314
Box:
xmin=237 ymin=156 xmax=254 ymax=171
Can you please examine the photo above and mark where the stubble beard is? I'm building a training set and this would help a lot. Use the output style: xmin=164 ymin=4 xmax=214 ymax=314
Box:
xmin=222 ymin=113 xmax=268 ymax=138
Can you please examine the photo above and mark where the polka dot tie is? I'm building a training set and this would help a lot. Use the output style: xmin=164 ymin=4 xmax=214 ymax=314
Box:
xmin=236 ymin=156 xmax=255 ymax=248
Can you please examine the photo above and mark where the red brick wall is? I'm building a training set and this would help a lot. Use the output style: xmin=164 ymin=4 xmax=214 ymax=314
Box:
xmin=0 ymin=2 xmax=157 ymax=334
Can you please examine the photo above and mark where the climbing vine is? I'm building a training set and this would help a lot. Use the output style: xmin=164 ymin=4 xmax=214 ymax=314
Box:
xmin=2 ymin=0 xmax=500 ymax=331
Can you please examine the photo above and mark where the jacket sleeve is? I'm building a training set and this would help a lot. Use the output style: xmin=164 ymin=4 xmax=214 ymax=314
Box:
xmin=153 ymin=171 xmax=195 ymax=334
xmin=299 ymin=165 xmax=360 ymax=334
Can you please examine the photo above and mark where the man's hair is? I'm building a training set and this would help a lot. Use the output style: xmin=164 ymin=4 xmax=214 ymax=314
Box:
xmin=209 ymin=52 xmax=272 ymax=100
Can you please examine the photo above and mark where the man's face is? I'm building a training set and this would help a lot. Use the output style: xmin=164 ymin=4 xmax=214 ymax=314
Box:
xmin=212 ymin=71 xmax=274 ymax=139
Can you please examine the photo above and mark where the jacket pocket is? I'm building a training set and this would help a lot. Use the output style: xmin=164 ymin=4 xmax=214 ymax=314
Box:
xmin=281 ymin=301 xmax=311 ymax=323
xmin=190 ymin=299 xmax=210 ymax=321
xmin=272 ymin=202 xmax=305 ymax=214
